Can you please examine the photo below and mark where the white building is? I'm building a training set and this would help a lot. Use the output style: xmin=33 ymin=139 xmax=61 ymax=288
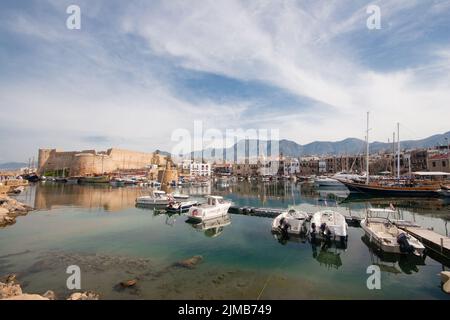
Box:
xmin=283 ymin=158 xmax=300 ymax=176
xmin=180 ymin=160 xmax=211 ymax=177
xmin=318 ymin=160 xmax=327 ymax=173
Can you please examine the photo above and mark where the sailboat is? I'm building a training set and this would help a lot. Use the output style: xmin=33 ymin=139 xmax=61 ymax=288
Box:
xmin=339 ymin=117 xmax=441 ymax=197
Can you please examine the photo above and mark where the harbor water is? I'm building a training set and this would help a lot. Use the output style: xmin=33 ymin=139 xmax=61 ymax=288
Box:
xmin=0 ymin=181 xmax=449 ymax=299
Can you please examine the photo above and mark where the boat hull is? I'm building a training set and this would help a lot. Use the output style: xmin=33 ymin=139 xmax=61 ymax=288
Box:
xmin=339 ymin=180 xmax=439 ymax=197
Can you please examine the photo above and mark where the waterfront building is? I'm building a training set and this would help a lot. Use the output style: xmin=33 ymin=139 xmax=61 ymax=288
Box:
xmin=427 ymin=152 xmax=450 ymax=173
xmin=180 ymin=160 xmax=211 ymax=177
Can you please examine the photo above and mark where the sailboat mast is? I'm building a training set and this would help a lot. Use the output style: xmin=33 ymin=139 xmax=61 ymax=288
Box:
xmin=397 ymin=122 xmax=400 ymax=180
xmin=366 ymin=112 xmax=370 ymax=185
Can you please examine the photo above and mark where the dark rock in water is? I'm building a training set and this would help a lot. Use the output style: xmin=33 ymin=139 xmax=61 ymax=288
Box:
xmin=120 ymin=279 xmax=137 ymax=288
xmin=173 ymin=255 xmax=203 ymax=269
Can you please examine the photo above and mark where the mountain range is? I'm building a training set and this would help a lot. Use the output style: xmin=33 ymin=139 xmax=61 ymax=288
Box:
xmin=189 ymin=130 xmax=450 ymax=159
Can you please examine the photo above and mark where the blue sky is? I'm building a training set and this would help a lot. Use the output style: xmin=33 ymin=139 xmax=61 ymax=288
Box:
xmin=1 ymin=0 xmax=450 ymax=162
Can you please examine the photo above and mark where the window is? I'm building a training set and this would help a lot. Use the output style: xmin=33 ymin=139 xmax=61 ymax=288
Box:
xmin=432 ymin=161 xmax=436 ymax=167
xmin=443 ymin=161 xmax=447 ymax=167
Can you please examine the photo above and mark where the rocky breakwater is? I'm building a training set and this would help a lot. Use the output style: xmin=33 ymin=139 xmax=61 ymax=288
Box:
xmin=0 ymin=196 xmax=33 ymax=228
xmin=0 ymin=274 xmax=100 ymax=300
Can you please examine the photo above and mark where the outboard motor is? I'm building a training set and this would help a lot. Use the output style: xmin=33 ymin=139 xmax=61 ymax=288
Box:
xmin=320 ymin=223 xmax=327 ymax=236
xmin=310 ymin=222 xmax=317 ymax=241
xmin=397 ymin=233 xmax=414 ymax=254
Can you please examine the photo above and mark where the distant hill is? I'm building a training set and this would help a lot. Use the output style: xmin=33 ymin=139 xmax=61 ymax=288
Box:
xmin=189 ymin=131 xmax=450 ymax=159
xmin=0 ymin=162 xmax=28 ymax=170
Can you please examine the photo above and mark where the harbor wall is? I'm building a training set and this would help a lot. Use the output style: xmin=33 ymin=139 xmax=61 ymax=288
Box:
xmin=38 ymin=148 xmax=166 ymax=176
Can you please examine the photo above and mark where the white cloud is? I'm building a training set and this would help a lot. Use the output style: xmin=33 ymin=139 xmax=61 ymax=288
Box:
xmin=0 ymin=0 xmax=449 ymax=161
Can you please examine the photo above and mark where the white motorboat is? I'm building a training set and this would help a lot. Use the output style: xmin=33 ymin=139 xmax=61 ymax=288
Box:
xmin=361 ymin=208 xmax=425 ymax=256
xmin=310 ymin=210 xmax=348 ymax=241
xmin=172 ymin=193 xmax=189 ymax=200
xmin=314 ymin=176 xmax=342 ymax=187
xmin=166 ymin=200 xmax=198 ymax=213
xmin=271 ymin=209 xmax=309 ymax=235
xmin=186 ymin=195 xmax=232 ymax=222
xmin=109 ymin=178 xmax=125 ymax=187
xmin=136 ymin=190 xmax=169 ymax=206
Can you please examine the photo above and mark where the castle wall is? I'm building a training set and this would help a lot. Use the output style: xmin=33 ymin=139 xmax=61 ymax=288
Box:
xmin=38 ymin=148 xmax=167 ymax=176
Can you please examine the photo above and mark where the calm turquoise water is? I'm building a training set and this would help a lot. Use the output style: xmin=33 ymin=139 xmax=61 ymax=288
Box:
xmin=0 ymin=181 xmax=449 ymax=299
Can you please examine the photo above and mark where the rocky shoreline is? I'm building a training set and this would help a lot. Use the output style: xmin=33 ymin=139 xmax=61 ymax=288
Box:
xmin=0 ymin=274 xmax=99 ymax=300
xmin=0 ymin=196 xmax=33 ymax=228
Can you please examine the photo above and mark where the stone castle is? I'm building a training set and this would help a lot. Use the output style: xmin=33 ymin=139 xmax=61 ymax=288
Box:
xmin=37 ymin=148 xmax=167 ymax=176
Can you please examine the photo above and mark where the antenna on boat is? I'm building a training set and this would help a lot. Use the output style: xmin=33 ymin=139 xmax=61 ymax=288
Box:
xmin=366 ymin=111 xmax=370 ymax=185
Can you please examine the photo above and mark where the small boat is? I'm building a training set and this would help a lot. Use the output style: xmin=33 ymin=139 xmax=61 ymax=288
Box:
xmin=438 ymin=185 xmax=450 ymax=197
xmin=136 ymin=190 xmax=169 ymax=206
xmin=110 ymin=178 xmax=125 ymax=187
xmin=271 ymin=209 xmax=309 ymax=235
xmin=166 ymin=200 xmax=198 ymax=213
xmin=66 ymin=177 xmax=80 ymax=184
xmin=314 ymin=176 xmax=342 ymax=188
xmin=310 ymin=210 xmax=348 ymax=242
xmin=55 ymin=177 xmax=68 ymax=183
xmin=172 ymin=193 xmax=189 ymax=200
xmin=79 ymin=175 xmax=110 ymax=184
xmin=12 ymin=186 xmax=25 ymax=194
xmin=186 ymin=195 xmax=232 ymax=222
xmin=361 ymin=208 xmax=425 ymax=256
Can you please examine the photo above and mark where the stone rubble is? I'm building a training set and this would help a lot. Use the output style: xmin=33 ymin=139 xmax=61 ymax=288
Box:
xmin=0 ymin=196 xmax=33 ymax=227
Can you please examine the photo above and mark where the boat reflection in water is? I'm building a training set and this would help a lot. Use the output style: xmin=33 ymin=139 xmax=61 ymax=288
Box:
xmin=361 ymin=235 xmax=426 ymax=275
xmin=186 ymin=214 xmax=232 ymax=238
xmin=271 ymin=228 xmax=347 ymax=269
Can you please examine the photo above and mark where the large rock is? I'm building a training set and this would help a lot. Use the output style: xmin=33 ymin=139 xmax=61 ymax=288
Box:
xmin=67 ymin=291 xmax=100 ymax=300
xmin=4 ymin=294 xmax=49 ymax=300
xmin=0 ymin=281 xmax=23 ymax=299
xmin=173 ymin=255 xmax=203 ymax=269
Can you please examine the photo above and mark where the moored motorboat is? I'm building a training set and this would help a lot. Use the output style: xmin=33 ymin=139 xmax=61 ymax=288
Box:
xmin=79 ymin=175 xmax=110 ymax=184
xmin=166 ymin=200 xmax=198 ymax=213
xmin=360 ymin=208 xmax=425 ymax=256
xmin=136 ymin=190 xmax=170 ymax=206
xmin=172 ymin=193 xmax=189 ymax=200
xmin=310 ymin=210 xmax=348 ymax=242
xmin=271 ymin=209 xmax=309 ymax=235
xmin=110 ymin=178 xmax=125 ymax=187
xmin=314 ymin=176 xmax=342 ymax=188
xmin=186 ymin=195 xmax=232 ymax=222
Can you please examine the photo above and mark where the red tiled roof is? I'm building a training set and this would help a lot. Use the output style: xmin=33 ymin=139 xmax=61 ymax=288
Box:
xmin=429 ymin=153 xmax=450 ymax=160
